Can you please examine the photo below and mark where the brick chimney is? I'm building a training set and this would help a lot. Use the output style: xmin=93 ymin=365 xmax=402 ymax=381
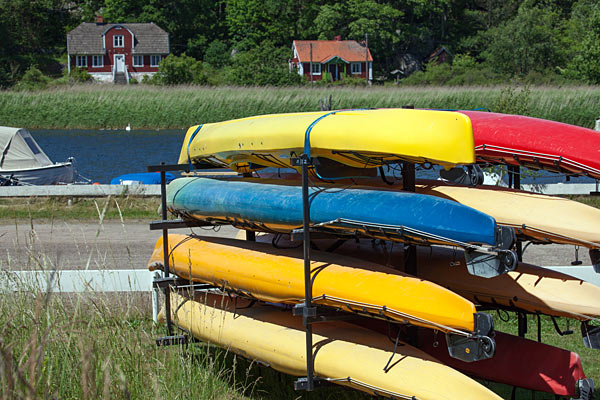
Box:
xmin=334 ymin=35 xmax=342 ymax=41
xmin=96 ymin=15 xmax=104 ymax=25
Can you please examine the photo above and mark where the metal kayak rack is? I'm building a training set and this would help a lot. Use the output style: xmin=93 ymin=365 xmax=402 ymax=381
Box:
xmin=147 ymin=157 xmax=500 ymax=394
xmin=147 ymin=162 xmax=226 ymax=346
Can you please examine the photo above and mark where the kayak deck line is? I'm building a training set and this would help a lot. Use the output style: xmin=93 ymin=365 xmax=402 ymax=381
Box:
xmin=319 ymin=376 xmax=417 ymax=400
xmin=149 ymin=232 xmax=498 ymax=362
xmin=167 ymin=177 xmax=518 ymax=278
xmin=180 ymin=109 xmax=477 ymax=172
xmin=475 ymin=143 xmax=600 ymax=178
xmin=166 ymin=290 xmax=504 ymax=400
xmin=303 ymin=217 xmax=518 ymax=276
xmin=309 ymin=294 xmax=492 ymax=339
xmin=171 ymin=214 xmax=517 ymax=279
xmin=151 ymin=256 xmax=483 ymax=338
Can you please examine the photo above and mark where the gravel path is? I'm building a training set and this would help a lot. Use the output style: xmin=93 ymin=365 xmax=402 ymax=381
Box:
xmin=0 ymin=220 xmax=241 ymax=271
xmin=0 ymin=220 xmax=593 ymax=271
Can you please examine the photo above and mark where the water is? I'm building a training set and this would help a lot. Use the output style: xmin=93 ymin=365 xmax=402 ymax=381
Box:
xmin=33 ymin=129 xmax=185 ymax=183
xmin=32 ymin=129 xmax=597 ymax=185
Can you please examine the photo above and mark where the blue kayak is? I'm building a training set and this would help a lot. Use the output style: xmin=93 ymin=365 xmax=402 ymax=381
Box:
xmin=166 ymin=177 xmax=517 ymax=277
xmin=167 ymin=177 xmax=497 ymax=244
xmin=110 ymin=172 xmax=175 ymax=185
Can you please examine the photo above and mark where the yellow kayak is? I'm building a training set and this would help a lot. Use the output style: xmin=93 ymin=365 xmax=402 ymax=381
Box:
xmin=178 ymin=109 xmax=475 ymax=173
xmin=329 ymin=238 xmax=600 ymax=320
xmin=416 ymin=181 xmax=600 ymax=249
xmin=148 ymin=234 xmax=485 ymax=335
xmin=246 ymin=232 xmax=600 ymax=320
xmin=164 ymin=291 xmax=503 ymax=400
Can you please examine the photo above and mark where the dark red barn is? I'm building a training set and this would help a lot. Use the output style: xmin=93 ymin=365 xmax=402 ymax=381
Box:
xmin=67 ymin=16 xmax=169 ymax=83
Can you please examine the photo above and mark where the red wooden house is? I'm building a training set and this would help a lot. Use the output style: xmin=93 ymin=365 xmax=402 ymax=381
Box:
xmin=67 ymin=16 xmax=169 ymax=83
xmin=291 ymin=38 xmax=373 ymax=82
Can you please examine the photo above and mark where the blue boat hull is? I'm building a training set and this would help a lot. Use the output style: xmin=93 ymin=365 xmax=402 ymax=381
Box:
xmin=167 ymin=177 xmax=498 ymax=246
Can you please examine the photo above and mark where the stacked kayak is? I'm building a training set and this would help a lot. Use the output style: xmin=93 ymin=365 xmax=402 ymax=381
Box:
xmin=461 ymin=110 xmax=600 ymax=178
xmin=235 ymin=175 xmax=600 ymax=268
xmin=148 ymin=234 xmax=491 ymax=336
xmin=166 ymin=177 xmax=517 ymax=277
xmin=150 ymin=108 xmax=599 ymax=399
xmin=179 ymin=108 xmax=477 ymax=172
xmin=161 ymin=292 xmax=503 ymax=400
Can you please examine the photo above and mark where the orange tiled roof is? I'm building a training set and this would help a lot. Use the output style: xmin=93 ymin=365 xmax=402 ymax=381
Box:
xmin=293 ymin=40 xmax=373 ymax=63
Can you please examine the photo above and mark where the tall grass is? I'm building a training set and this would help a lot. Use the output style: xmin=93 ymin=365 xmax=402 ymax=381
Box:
xmin=0 ymin=288 xmax=256 ymax=399
xmin=0 ymin=85 xmax=599 ymax=129
xmin=1 ymin=203 xmax=599 ymax=400
xmin=0 ymin=196 xmax=160 ymax=221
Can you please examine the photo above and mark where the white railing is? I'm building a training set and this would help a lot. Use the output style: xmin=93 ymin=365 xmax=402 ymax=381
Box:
xmin=0 ymin=269 xmax=161 ymax=322
xmin=1 ymin=266 xmax=598 ymax=324
xmin=125 ymin=65 xmax=130 ymax=84
xmin=112 ymin=65 xmax=116 ymax=82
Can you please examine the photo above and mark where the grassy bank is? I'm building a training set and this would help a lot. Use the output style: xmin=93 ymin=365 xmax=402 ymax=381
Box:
xmin=0 ymin=85 xmax=599 ymax=129
xmin=0 ymin=196 xmax=160 ymax=221
xmin=1 ymin=286 xmax=598 ymax=400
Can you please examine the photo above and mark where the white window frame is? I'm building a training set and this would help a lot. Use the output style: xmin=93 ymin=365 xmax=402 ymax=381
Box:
xmin=92 ymin=55 xmax=104 ymax=67
xmin=150 ymin=55 xmax=162 ymax=67
xmin=114 ymin=35 xmax=124 ymax=48
xmin=311 ymin=63 xmax=321 ymax=75
xmin=76 ymin=56 xmax=87 ymax=67
xmin=133 ymin=55 xmax=144 ymax=67
xmin=351 ymin=62 xmax=361 ymax=74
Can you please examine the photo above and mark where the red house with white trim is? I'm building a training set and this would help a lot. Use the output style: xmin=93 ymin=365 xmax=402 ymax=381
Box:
xmin=67 ymin=16 xmax=169 ymax=83
xmin=291 ymin=38 xmax=373 ymax=82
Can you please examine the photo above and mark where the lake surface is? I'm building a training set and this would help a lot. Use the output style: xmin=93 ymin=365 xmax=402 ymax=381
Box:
xmin=33 ymin=129 xmax=185 ymax=183
xmin=32 ymin=129 xmax=597 ymax=185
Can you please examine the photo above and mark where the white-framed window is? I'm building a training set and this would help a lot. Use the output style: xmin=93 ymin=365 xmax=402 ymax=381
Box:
xmin=92 ymin=55 xmax=104 ymax=67
xmin=133 ymin=55 xmax=144 ymax=67
xmin=311 ymin=63 xmax=321 ymax=75
xmin=150 ymin=55 xmax=162 ymax=67
xmin=76 ymin=55 xmax=87 ymax=67
xmin=351 ymin=62 xmax=361 ymax=74
xmin=113 ymin=35 xmax=124 ymax=48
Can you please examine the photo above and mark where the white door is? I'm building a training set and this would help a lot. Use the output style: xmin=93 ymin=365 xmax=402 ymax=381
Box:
xmin=114 ymin=54 xmax=125 ymax=72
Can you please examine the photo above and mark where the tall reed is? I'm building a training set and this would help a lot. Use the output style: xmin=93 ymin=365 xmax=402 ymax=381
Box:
xmin=1 ymin=85 xmax=598 ymax=129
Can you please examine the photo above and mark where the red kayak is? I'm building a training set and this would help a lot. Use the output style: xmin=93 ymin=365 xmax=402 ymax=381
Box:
xmin=417 ymin=328 xmax=592 ymax=398
xmin=354 ymin=318 xmax=592 ymax=398
xmin=461 ymin=111 xmax=600 ymax=179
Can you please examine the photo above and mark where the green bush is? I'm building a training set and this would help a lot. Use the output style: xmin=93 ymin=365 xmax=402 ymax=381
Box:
xmin=14 ymin=66 xmax=50 ymax=90
xmin=69 ymin=67 xmax=92 ymax=83
xmin=400 ymin=55 xmax=506 ymax=86
xmin=335 ymin=75 xmax=367 ymax=86
xmin=153 ymin=53 xmax=207 ymax=85
xmin=401 ymin=63 xmax=453 ymax=85
xmin=492 ymin=85 xmax=531 ymax=115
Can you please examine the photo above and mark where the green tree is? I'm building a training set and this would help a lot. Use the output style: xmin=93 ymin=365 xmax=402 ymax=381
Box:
xmin=103 ymin=0 xmax=144 ymax=22
xmin=313 ymin=0 xmax=403 ymax=73
xmin=204 ymin=40 xmax=230 ymax=68
xmin=225 ymin=0 xmax=307 ymax=49
xmin=482 ymin=3 xmax=563 ymax=76
xmin=104 ymin=0 xmax=227 ymax=56
xmin=0 ymin=0 xmax=79 ymax=86
xmin=223 ymin=41 xmax=302 ymax=86
xmin=563 ymin=0 xmax=600 ymax=83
